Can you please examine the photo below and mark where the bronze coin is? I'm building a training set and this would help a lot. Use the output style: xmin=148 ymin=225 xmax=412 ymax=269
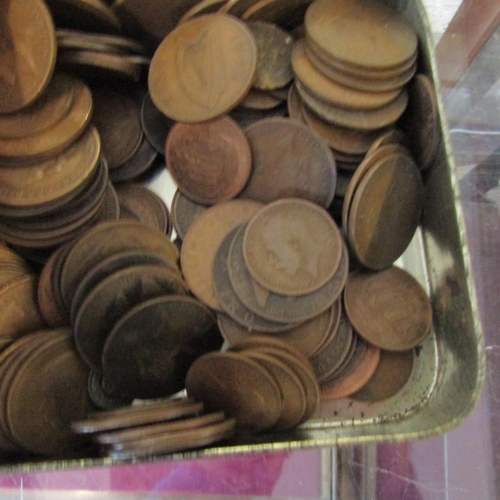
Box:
xmin=141 ymin=93 xmax=175 ymax=155
xmin=243 ymin=199 xmax=342 ymax=296
xmin=109 ymin=136 xmax=158 ymax=183
xmin=74 ymin=264 xmax=188 ymax=371
xmin=347 ymin=152 xmax=423 ymax=269
xmin=239 ymin=89 xmax=284 ymax=110
xmin=148 ymin=15 xmax=258 ymax=123
xmin=181 ymin=200 xmax=262 ymax=310
xmin=166 ymin=116 xmax=252 ymax=205
xmin=99 ymin=180 xmax=121 ymax=222
xmin=352 ymin=349 xmax=414 ymax=402
xmin=287 ymin=84 xmax=306 ymax=123
xmin=366 ymin=128 xmax=408 ymax=157
xmin=239 ymin=118 xmax=336 ymax=208
xmin=247 ymin=21 xmax=294 ymax=90
xmin=60 ymin=220 xmax=179 ymax=309
xmin=218 ymin=0 xmax=260 ymax=17
xmin=171 ymin=190 xmax=208 ymax=240
xmin=57 ymin=29 xmax=147 ymax=54
xmin=0 ymin=0 xmax=56 ymax=114
xmin=87 ymin=370 xmax=133 ymax=410
xmin=320 ymin=341 xmax=380 ymax=400
xmin=245 ymin=350 xmax=306 ymax=429
xmin=213 ymin=228 xmax=296 ymax=332
xmin=229 ymin=103 xmax=288 ymax=128
xmin=344 ymin=267 xmax=432 ymax=351
xmin=91 ymin=87 xmax=143 ymax=169
xmin=323 ymin=331 xmax=361 ymax=382
xmin=241 ymin=0 xmax=311 ymax=29
xmin=186 ymin=351 xmax=281 ymax=432
xmin=58 ymin=37 xmax=124 ymax=54
xmin=50 ymin=240 xmax=76 ymax=322
xmin=229 ymin=223 xmax=347 ymax=322
xmin=178 ymin=0 xmax=228 ymax=23
xmin=102 ymin=295 xmax=221 ymax=399
xmin=305 ymin=0 xmax=417 ymax=70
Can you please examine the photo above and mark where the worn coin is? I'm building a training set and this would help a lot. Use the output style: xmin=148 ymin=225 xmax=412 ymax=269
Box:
xmin=242 ymin=0 xmax=312 ymax=29
xmin=141 ymin=93 xmax=175 ymax=155
xmin=178 ymin=0 xmax=228 ymax=23
xmin=239 ymin=89 xmax=284 ymax=110
xmin=171 ymin=190 xmax=208 ymax=240
xmin=57 ymin=29 xmax=147 ymax=54
xmin=87 ymin=370 xmax=133 ymax=410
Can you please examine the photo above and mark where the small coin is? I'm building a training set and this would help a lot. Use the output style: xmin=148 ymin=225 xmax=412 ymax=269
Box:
xmin=171 ymin=190 xmax=208 ymax=240
xmin=141 ymin=93 xmax=175 ymax=155
xmin=166 ymin=116 xmax=252 ymax=205
xmin=344 ymin=267 xmax=433 ymax=351
xmin=148 ymin=15 xmax=258 ymax=122
xmin=186 ymin=351 xmax=282 ymax=432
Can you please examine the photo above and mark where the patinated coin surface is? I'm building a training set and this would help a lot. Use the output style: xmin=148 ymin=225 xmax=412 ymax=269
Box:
xmin=171 ymin=190 xmax=208 ymax=240
xmin=344 ymin=267 xmax=433 ymax=351
xmin=149 ymin=15 xmax=258 ymax=122
xmin=243 ymin=199 xmax=342 ymax=296
xmin=109 ymin=137 xmax=158 ymax=183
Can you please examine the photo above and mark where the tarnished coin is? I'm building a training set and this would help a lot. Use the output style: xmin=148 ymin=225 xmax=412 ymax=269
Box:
xmin=149 ymin=15 xmax=257 ymax=122
xmin=352 ymin=349 xmax=414 ymax=401
xmin=242 ymin=0 xmax=313 ymax=29
xmin=229 ymin=103 xmax=287 ymax=128
xmin=238 ymin=118 xmax=336 ymax=208
xmin=178 ymin=0 xmax=228 ymax=23
xmin=186 ymin=351 xmax=282 ymax=432
xmin=87 ymin=370 xmax=133 ymax=410
xmin=219 ymin=0 xmax=261 ymax=17
xmin=287 ymin=84 xmax=305 ymax=122
xmin=239 ymin=89 xmax=284 ymax=110
xmin=243 ymin=199 xmax=342 ymax=296
xmin=171 ymin=190 xmax=208 ymax=240
xmin=91 ymin=87 xmax=143 ymax=169
xmin=181 ymin=200 xmax=262 ymax=310
xmin=141 ymin=93 xmax=175 ymax=155
xmin=166 ymin=116 xmax=252 ymax=205
xmin=366 ymin=129 xmax=408 ymax=157
xmin=0 ymin=0 xmax=56 ymax=114
xmin=102 ymin=296 xmax=221 ymax=399
xmin=109 ymin=136 xmax=158 ymax=183
xmin=344 ymin=267 xmax=433 ymax=351
xmin=57 ymin=29 xmax=147 ymax=54
xmin=247 ymin=22 xmax=294 ymax=90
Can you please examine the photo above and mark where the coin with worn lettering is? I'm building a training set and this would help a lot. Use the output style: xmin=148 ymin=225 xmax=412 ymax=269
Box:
xmin=344 ymin=267 xmax=433 ymax=351
xmin=166 ymin=116 xmax=252 ymax=204
xmin=141 ymin=93 xmax=175 ymax=155
xmin=149 ymin=15 xmax=257 ymax=122
xmin=102 ymin=295 xmax=221 ymax=399
xmin=238 ymin=118 xmax=336 ymax=207
xmin=0 ymin=0 xmax=56 ymax=114
xmin=171 ymin=190 xmax=208 ymax=240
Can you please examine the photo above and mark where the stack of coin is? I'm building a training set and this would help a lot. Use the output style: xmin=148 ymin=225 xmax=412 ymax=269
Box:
xmin=186 ymin=336 xmax=319 ymax=432
xmin=73 ymin=398 xmax=235 ymax=459
xmin=0 ymin=329 xmax=93 ymax=456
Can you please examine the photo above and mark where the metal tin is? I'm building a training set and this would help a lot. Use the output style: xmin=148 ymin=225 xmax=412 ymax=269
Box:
xmin=0 ymin=0 xmax=485 ymax=472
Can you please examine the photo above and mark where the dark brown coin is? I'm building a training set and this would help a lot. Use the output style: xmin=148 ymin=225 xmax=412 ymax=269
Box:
xmin=229 ymin=103 xmax=288 ymax=128
xmin=352 ymin=349 xmax=414 ymax=401
xmin=247 ymin=22 xmax=294 ymax=90
xmin=171 ymin=190 xmax=208 ymax=240
xmin=109 ymin=136 xmax=158 ymax=183
xmin=102 ymin=295 xmax=222 ymax=399
xmin=0 ymin=0 xmax=56 ymax=114
xmin=229 ymin=223 xmax=347 ymax=322
xmin=166 ymin=116 xmax=252 ymax=205
xmin=347 ymin=152 xmax=423 ymax=269
xmin=242 ymin=0 xmax=312 ymax=29
xmin=74 ymin=264 xmax=188 ymax=371
xmin=186 ymin=351 xmax=281 ymax=432
xmin=239 ymin=89 xmax=284 ymax=110
xmin=141 ymin=93 xmax=175 ymax=155
xmin=87 ymin=370 xmax=133 ymax=410
xmin=239 ymin=118 xmax=336 ymax=207
xmin=100 ymin=181 xmax=121 ymax=222
xmin=287 ymin=84 xmax=305 ymax=122
xmin=344 ymin=267 xmax=433 ymax=351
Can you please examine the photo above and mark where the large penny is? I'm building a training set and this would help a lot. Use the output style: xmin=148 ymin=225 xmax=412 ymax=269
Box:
xmin=238 ymin=118 xmax=336 ymax=208
xmin=305 ymin=0 xmax=417 ymax=70
xmin=102 ymin=295 xmax=221 ymax=399
xmin=344 ymin=267 xmax=433 ymax=351
xmin=0 ymin=0 xmax=56 ymax=114
xmin=181 ymin=200 xmax=262 ymax=310
xmin=149 ymin=15 xmax=258 ymax=122
xmin=347 ymin=152 xmax=423 ymax=269
xmin=166 ymin=116 xmax=252 ymax=204
xmin=243 ymin=199 xmax=342 ymax=296
xmin=186 ymin=351 xmax=282 ymax=432
xmin=171 ymin=190 xmax=208 ymax=240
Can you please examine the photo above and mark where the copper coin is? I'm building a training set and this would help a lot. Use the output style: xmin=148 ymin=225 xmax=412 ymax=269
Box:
xmin=287 ymin=84 xmax=306 ymax=122
xmin=352 ymin=349 xmax=414 ymax=402
xmin=141 ymin=93 xmax=175 ymax=155
xmin=245 ymin=350 xmax=306 ymax=429
xmin=320 ymin=341 xmax=380 ymax=400
xmin=178 ymin=0 xmax=228 ymax=23
xmin=58 ymin=38 xmax=125 ymax=54
xmin=87 ymin=370 xmax=133 ymax=410
xmin=229 ymin=223 xmax=347 ymax=322
xmin=74 ymin=264 xmax=188 ymax=371
xmin=305 ymin=0 xmax=417 ymax=70
xmin=57 ymin=29 xmax=147 ymax=54
xmin=212 ymin=228 xmax=296 ymax=332
xmin=166 ymin=116 xmax=252 ymax=205
xmin=344 ymin=267 xmax=432 ymax=351
xmin=171 ymin=190 xmax=208 ymax=240
xmin=148 ymin=15 xmax=257 ymax=122
xmin=239 ymin=89 xmax=284 ymax=110
xmin=218 ymin=0 xmax=260 ymax=17
xmin=228 ymin=103 xmax=287 ymax=128
xmin=0 ymin=0 xmax=56 ymax=114
xmin=243 ymin=199 xmax=342 ymax=296
xmin=91 ymin=87 xmax=143 ymax=169
xmin=186 ymin=351 xmax=281 ymax=432
xmin=109 ymin=136 xmax=158 ymax=183
xmin=44 ymin=0 xmax=121 ymax=34
xmin=116 ymin=184 xmax=169 ymax=233
xmin=102 ymin=295 xmax=221 ymax=399
xmin=50 ymin=240 xmax=76 ymax=324
xmin=238 ymin=118 xmax=336 ymax=208
xmin=100 ymin=181 xmax=121 ymax=222
xmin=181 ymin=200 xmax=262 ymax=310
xmin=366 ymin=128 xmax=408 ymax=157
xmin=323 ymin=331 xmax=361 ymax=382
xmin=246 ymin=22 xmax=294 ymax=90
xmin=241 ymin=0 xmax=311 ymax=29
xmin=347 ymin=152 xmax=423 ymax=269
xmin=310 ymin=311 xmax=353 ymax=383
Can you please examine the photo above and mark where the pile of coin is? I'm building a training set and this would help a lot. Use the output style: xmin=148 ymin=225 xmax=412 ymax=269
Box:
xmin=73 ymin=398 xmax=235 ymax=459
